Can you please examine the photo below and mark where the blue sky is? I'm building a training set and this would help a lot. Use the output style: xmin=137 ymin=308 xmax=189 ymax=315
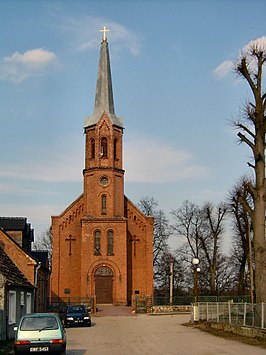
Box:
xmin=1 ymin=0 xmax=265 ymax=248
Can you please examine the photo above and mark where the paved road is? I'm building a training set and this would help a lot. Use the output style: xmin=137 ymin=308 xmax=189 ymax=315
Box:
xmin=66 ymin=313 xmax=265 ymax=355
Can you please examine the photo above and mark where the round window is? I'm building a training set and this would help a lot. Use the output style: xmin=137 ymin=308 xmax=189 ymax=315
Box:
xmin=100 ymin=177 xmax=109 ymax=186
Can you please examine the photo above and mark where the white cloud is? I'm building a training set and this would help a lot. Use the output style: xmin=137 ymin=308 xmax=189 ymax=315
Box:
xmin=213 ymin=60 xmax=234 ymax=79
xmin=213 ymin=35 xmax=266 ymax=80
xmin=0 ymin=48 xmax=60 ymax=83
xmin=124 ymin=138 xmax=207 ymax=183
xmin=0 ymin=150 xmax=83 ymax=183
xmin=59 ymin=15 xmax=141 ymax=55
xmin=0 ymin=135 xmax=84 ymax=182
xmin=0 ymin=135 xmax=206 ymax=185
xmin=242 ymin=36 xmax=266 ymax=55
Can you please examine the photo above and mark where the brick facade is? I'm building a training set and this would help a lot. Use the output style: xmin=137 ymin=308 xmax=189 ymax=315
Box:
xmin=0 ymin=230 xmax=48 ymax=312
xmin=51 ymin=114 xmax=154 ymax=305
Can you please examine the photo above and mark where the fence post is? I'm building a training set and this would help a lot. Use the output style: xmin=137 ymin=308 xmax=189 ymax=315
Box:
xmin=216 ymin=303 xmax=219 ymax=323
xmin=206 ymin=302 xmax=209 ymax=322
xmin=261 ymin=303 xmax=264 ymax=329
xmin=243 ymin=303 xmax=246 ymax=327
xmin=228 ymin=301 xmax=231 ymax=325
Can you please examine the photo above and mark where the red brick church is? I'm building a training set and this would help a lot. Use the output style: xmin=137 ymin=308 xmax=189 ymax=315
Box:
xmin=51 ymin=29 xmax=154 ymax=305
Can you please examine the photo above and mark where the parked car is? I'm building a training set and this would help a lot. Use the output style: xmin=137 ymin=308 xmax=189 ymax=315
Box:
xmin=63 ymin=304 xmax=91 ymax=328
xmin=14 ymin=313 xmax=66 ymax=355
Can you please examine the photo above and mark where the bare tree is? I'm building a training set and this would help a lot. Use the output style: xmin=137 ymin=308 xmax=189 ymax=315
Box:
xmin=138 ymin=196 xmax=171 ymax=287
xmin=233 ymin=37 xmax=266 ymax=302
xmin=228 ymin=177 xmax=253 ymax=296
xmin=199 ymin=202 xmax=227 ymax=294
xmin=171 ymin=200 xmax=203 ymax=260
xmin=171 ymin=201 xmax=227 ymax=295
xmin=33 ymin=227 xmax=52 ymax=267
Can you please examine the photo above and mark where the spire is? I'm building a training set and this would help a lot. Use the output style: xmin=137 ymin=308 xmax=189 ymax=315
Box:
xmin=94 ymin=39 xmax=115 ymax=116
xmin=84 ymin=28 xmax=124 ymax=128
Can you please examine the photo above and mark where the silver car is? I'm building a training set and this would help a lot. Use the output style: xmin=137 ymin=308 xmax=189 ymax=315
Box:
xmin=14 ymin=313 xmax=66 ymax=355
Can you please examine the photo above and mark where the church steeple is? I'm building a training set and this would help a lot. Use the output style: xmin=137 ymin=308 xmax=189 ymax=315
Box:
xmin=84 ymin=28 xmax=124 ymax=128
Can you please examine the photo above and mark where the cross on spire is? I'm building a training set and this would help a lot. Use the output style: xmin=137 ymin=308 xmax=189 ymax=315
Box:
xmin=100 ymin=26 xmax=109 ymax=42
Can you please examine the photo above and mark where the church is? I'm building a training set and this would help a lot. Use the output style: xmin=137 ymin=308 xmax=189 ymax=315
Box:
xmin=50 ymin=28 xmax=154 ymax=306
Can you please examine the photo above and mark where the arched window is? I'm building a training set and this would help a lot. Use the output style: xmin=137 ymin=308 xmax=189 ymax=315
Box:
xmin=107 ymin=230 xmax=114 ymax=255
xmin=101 ymin=137 xmax=108 ymax=158
xmin=114 ymin=138 xmax=117 ymax=160
xmin=94 ymin=230 xmax=101 ymax=255
xmin=102 ymin=195 xmax=107 ymax=215
xmin=90 ymin=139 xmax=95 ymax=159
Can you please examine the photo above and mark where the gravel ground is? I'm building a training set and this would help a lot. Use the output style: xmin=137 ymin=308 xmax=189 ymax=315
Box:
xmin=66 ymin=313 xmax=266 ymax=355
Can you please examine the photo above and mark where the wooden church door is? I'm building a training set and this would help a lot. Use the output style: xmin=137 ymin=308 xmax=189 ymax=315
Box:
xmin=95 ymin=266 xmax=113 ymax=304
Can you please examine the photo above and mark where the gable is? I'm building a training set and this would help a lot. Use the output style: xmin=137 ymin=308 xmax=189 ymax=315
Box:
xmin=125 ymin=196 xmax=154 ymax=226
xmin=0 ymin=247 xmax=33 ymax=288
xmin=0 ymin=230 xmax=36 ymax=285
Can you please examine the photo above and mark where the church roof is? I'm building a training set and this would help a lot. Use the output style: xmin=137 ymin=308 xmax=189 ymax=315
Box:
xmin=84 ymin=34 xmax=124 ymax=128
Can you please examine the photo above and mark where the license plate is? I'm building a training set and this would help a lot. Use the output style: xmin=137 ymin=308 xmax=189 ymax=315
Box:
xmin=30 ymin=347 xmax=49 ymax=352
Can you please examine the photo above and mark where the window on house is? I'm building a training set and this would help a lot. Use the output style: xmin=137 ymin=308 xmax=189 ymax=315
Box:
xmin=102 ymin=195 xmax=107 ymax=215
xmin=8 ymin=290 xmax=16 ymax=324
xmin=94 ymin=231 xmax=101 ymax=255
xmin=107 ymin=230 xmax=114 ymax=255
xmin=101 ymin=138 xmax=108 ymax=158
xmin=26 ymin=293 xmax=32 ymax=314
xmin=20 ymin=292 xmax=24 ymax=306
xmin=91 ymin=139 xmax=95 ymax=158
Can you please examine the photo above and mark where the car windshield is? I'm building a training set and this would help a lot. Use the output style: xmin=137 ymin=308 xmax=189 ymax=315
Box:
xmin=67 ymin=306 xmax=86 ymax=314
xmin=21 ymin=316 xmax=59 ymax=331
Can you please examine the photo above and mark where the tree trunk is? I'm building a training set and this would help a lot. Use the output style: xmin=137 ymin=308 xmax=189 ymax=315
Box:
xmin=253 ymin=161 xmax=266 ymax=302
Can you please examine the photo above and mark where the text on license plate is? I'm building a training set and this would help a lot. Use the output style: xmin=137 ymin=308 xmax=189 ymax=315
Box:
xmin=30 ymin=347 xmax=49 ymax=352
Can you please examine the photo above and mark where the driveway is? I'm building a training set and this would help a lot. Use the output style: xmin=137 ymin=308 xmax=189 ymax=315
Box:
xmin=66 ymin=312 xmax=265 ymax=355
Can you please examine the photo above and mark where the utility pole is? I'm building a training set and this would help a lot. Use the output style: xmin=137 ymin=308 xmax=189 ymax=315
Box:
xmin=169 ymin=258 xmax=173 ymax=305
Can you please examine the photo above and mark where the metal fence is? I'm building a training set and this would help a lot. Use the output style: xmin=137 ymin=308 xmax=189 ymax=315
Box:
xmin=153 ymin=295 xmax=250 ymax=306
xmin=196 ymin=302 xmax=266 ymax=330
xmin=48 ymin=297 xmax=95 ymax=313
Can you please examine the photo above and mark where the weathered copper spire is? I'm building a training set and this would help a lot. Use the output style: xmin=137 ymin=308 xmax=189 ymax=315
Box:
xmin=84 ymin=27 xmax=124 ymax=128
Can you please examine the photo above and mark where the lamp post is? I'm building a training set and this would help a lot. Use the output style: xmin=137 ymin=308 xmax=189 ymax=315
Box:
xmin=192 ymin=258 xmax=200 ymax=303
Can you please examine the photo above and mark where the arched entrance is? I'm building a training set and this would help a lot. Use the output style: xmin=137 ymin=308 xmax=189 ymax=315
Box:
xmin=94 ymin=265 xmax=114 ymax=304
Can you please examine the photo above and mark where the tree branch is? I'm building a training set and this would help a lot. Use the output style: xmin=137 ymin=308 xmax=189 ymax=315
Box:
xmin=237 ymin=132 xmax=255 ymax=153
xmin=238 ymin=123 xmax=256 ymax=139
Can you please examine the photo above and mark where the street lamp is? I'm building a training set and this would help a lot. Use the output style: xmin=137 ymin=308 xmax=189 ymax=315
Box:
xmin=192 ymin=258 xmax=200 ymax=303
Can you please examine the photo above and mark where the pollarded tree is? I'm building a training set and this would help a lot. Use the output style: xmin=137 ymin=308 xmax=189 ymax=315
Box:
xmin=233 ymin=37 xmax=266 ymax=302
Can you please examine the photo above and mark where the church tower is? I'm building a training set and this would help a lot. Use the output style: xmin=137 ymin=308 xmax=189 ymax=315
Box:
xmin=51 ymin=28 xmax=153 ymax=306
xmin=83 ymin=30 xmax=124 ymax=219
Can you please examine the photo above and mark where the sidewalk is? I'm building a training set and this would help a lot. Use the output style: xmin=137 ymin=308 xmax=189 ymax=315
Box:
xmin=94 ymin=304 xmax=132 ymax=316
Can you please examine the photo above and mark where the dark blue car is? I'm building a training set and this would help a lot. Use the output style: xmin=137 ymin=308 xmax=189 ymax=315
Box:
xmin=63 ymin=305 xmax=91 ymax=328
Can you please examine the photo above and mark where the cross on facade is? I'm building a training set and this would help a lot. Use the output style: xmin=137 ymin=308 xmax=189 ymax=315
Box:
xmin=130 ymin=235 xmax=140 ymax=256
xmin=65 ymin=235 xmax=76 ymax=256
xmin=100 ymin=26 xmax=109 ymax=42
